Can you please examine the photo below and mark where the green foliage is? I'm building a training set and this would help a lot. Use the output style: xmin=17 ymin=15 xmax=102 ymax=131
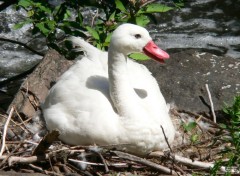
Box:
xmin=128 ymin=53 xmax=150 ymax=61
xmin=223 ymin=96 xmax=240 ymax=122
xmin=211 ymin=95 xmax=240 ymax=175
xmin=183 ymin=121 xmax=197 ymax=132
xmin=182 ymin=121 xmax=199 ymax=143
xmin=138 ymin=3 xmax=173 ymax=14
xmin=14 ymin=0 xmax=182 ymax=59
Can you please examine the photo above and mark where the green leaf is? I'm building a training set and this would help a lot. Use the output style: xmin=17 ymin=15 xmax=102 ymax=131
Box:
xmin=64 ymin=9 xmax=71 ymax=19
xmin=62 ymin=21 xmax=85 ymax=30
xmin=135 ymin=15 xmax=150 ymax=27
xmin=175 ymin=2 xmax=184 ymax=8
xmin=13 ymin=23 xmax=25 ymax=30
xmin=46 ymin=20 xmax=56 ymax=31
xmin=115 ymin=0 xmax=126 ymax=12
xmin=105 ymin=33 xmax=112 ymax=43
xmin=191 ymin=134 xmax=199 ymax=143
xmin=27 ymin=10 xmax=34 ymax=17
xmin=129 ymin=53 xmax=150 ymax=61
xmin=96 ymin=43 xmax=101 ymax=49
xmin=36 ymin=22 xmax=50 ymax=36
xmin=219 ymin=123 xmax=227 ymax=129
xmin=109 ymin=11 xmax=116 ymax=21
xmin=13 ymin=19 xmax=32 ymax=29
xmin=18 ymin=0 xmax=32 ymax=8
xmin=35 ymin=3 xmax=51 ymax=14
xmin=102 ymin=33 xmax=113 ymax=50
xmin=86 ymin=26 xmax=100 ymax=40
xmin=183 ymin=121 xmax=197 ymax=132
xmin=138 ymin=3 xmax=173 ymax=14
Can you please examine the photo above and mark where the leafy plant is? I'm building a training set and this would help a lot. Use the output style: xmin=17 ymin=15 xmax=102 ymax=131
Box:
xmin=14 ymin=0 xmax=183 ymax=59
xmin=182 ymin=121 xmax=199 ymax=143
xmin=183 ymin=121 xmax=197 ymax=132
xmin=211 ymin=95 xmax=240 ymax=175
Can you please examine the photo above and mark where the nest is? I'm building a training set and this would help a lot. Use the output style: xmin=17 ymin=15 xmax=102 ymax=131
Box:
xmin=0 ymin=105 xmax=233 ymax=176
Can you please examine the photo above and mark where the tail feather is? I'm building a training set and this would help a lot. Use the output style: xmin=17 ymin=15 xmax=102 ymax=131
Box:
xmin=68 ymin=36 xmax=102 ymax=59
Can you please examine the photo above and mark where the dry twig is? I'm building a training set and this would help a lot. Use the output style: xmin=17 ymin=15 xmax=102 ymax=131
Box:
xmin=7 ymin=154 xmax=49 ymax=166
xmin=113 ymin=150 xmax=177 ymax=175
xmin=205 ymin=84 xmax=216 ymax=123
xmin=0 ymin=107 xmax=14 ymax=156
xmin=95 ymin=151 xmax=109 ymax=173
xmin=13 ymin=106 xmax=32 ymax=134
xmin=161 ymin=125 xmax=173 ymax=152
xmin=149 ymin=151 xmax=228 ymax=173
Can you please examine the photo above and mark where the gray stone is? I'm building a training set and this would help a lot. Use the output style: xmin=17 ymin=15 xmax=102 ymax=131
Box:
xmin=142 ymin=49 xmax=240 ymax=113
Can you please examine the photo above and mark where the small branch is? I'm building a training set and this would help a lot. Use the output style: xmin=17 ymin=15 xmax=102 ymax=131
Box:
xmin=28 ymin=164 xmax=44 ymax=172
xmin=0 ymin=142 xmax=23 ymax=168
xmin=7 ymin=154 xmax=49 ymax=166
xmin=13 ymin=106 xmax=32 ymax=134
xmin=0 ymin=107 xmax=14 ymax=156
xmin=149 ymin=151 xmax=228 ymax=173
xmin=69 ymin=158 xmax=105 ymax=166
xmin=112 ymin=150 xmax=177 ymax=175
xmin=1 ymin=113 xmax=28 ymax=135
xmin=160 ymin=125 xmax=172 ymax=152
xmin=91 ymin=9 xmax=99 ymax=27
xmin=160 ymin=125 xmax=177 ymax=173
xmin=68 ymin=158 xmax=128 ymax=168
xmin=172 ymin=153 xmax=214 ymax=168
xmin=95 ymin=151 xmax=109 ymax=173
xmin=0 ymin=37 xmax=44 ymax=56
xmin=20 ymin=87 xmax=41 ymax=111
xmin=28 ymin=163 xmax=63 ymax=176
xmin=205 ymin=84 xmax=216 ymax=123
xmin=172 ymin=153 xmax=228 ymax=172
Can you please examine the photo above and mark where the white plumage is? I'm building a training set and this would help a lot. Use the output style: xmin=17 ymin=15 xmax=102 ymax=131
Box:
xmin=42 ymin=24 xmax=175 ymax=155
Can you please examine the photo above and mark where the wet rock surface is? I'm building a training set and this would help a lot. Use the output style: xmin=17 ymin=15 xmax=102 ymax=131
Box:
xmin=143 ymin=49 xmax=240 ymax=113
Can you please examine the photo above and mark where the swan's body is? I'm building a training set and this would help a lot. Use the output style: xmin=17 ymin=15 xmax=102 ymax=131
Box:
xmin=43 ymin=24 xmax=175 ymax=155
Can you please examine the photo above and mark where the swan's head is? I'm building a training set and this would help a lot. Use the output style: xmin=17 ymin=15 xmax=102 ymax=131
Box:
xmin=109 ymin=23 xmax=169 ymax=63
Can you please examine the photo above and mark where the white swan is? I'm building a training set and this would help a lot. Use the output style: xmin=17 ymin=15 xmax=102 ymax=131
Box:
xmin=42 ymin=23 xmax=175 ymax=155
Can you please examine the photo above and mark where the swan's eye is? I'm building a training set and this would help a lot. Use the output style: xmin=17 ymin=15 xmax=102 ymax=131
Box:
xmin=134 ymin=34 xmax=141 ymax=39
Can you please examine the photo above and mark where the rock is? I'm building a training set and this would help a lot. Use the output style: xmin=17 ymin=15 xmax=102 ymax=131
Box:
xmin=142 ymin=49 xmax=240 ymax=113
xmin=7 ymin=50 xmax=73 ymax=118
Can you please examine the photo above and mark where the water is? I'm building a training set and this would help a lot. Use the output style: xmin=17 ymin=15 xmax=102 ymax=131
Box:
xmin=0 ymin=0 xmax=240 ymax=108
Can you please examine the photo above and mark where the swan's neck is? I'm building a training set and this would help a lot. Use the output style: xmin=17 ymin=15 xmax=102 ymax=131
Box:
xmin=108 ymin=48 xmax=145 ymax=118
